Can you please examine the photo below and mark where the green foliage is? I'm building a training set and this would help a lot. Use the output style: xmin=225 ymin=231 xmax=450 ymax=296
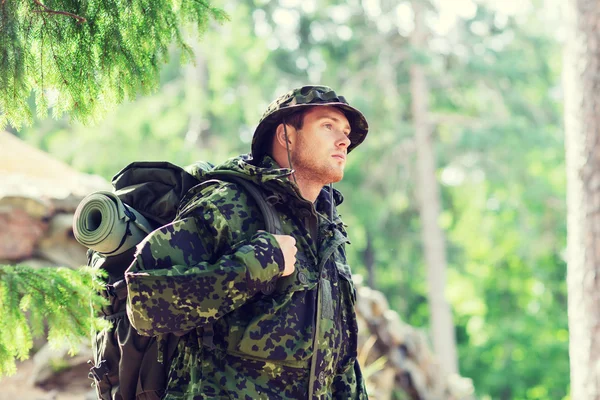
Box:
xmin=0 ymin=0 xmax=228 ymax=129
xmin=11 ymin=0 xmax=568 ymax=398
xmin=0 ymin=264 xmax=107 ymax=377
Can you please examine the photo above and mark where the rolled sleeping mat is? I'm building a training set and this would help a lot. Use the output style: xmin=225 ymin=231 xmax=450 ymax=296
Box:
xmin=73 ymin=191 xmax=153 ymax=256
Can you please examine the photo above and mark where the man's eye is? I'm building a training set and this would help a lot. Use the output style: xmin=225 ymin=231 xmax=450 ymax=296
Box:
xmin=324 ymin=123 xmax=333 ymax=130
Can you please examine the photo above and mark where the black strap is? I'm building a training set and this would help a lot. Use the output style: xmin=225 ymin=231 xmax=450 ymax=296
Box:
xmin=88 ymin=359 xmax=111 ymax=382
xmin=216 ymin=175 xmax=283 ymax=235
xmin=201 ymin=324 xmax=215 ymax=350
xmin=105 ymin=279 xmax=128 ymax=301
xmin=103 ymin=219 xmax=132 ymax=256
xmin=180 ymin=175 xmax=283 ymax=235
xmin=103 ymin=310 xmax=127 ymax=321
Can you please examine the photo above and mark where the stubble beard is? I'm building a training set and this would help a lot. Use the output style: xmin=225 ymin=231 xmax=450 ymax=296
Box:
xmin=291 ymin=141 xmax=344 ymax=186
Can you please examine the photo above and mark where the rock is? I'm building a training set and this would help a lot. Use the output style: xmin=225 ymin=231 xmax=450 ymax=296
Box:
xmin=367 ymin=367 xmax=395 ymax=400
xmin=369 ymin=289 xmax=389 ymax=318
xmin=383 ymin=310 xmax=406 ymax=346
xmin=353 ymin=277 xmax=475 ymax=400
xmin=36 ymin=213 xmax=88 ymax=268
xmin=0 ymin=134 xmax=109 ymax=264
xmin=0 ymin=132 xmax=111 ymax=199
xmin=0 ymin=195 xmax=55 ymax=219
xmin=30 ymin=341 xmax=92 ymax=387
xmin=0 ymin=208 xmax=48 ymax=261
xmin=355 ymin=286 xmax=371 ymax=316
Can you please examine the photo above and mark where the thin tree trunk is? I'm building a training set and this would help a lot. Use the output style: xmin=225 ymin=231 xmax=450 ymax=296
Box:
xmin=564 ymin=0 xmax=600 ymax=398
xmin=184 ymin=36 xmax=209 ymax=148
xmin=410 ymin=0 xmax=458 ymax=377
xmin=364 ymin=231 xmax=375 ymax=288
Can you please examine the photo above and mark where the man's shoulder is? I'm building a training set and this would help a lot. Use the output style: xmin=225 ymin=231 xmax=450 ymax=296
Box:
xmin=177 ymin=178 xmax=268 ymax=227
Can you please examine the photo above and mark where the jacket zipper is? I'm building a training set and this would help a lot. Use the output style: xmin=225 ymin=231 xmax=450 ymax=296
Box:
xmin=307 ymin=232 xmax=349 ymax=399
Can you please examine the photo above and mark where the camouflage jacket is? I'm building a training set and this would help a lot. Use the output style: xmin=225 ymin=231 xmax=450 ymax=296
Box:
xmin=125 ymin=155 xmax=367 ymax=399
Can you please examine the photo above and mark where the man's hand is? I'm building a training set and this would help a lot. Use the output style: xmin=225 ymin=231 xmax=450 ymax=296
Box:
xmin=272 ymin=234 xmax=297 ymax=277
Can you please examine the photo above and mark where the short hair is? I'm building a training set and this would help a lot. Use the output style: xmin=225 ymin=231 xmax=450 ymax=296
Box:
xmin=283 ymin=107 xmax=310 ymax=131
xmin=267 ymin=106 xmax=313 ymax=156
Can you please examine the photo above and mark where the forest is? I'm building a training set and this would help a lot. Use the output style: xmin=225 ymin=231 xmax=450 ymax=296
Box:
xmin=0 ymin=0 xmax=577 ymax=399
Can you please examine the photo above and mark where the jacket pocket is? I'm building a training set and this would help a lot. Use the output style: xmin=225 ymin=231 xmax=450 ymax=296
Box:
xmin=336 ymin=261 xmax=356 ymax=305
xmin=231 ymin=258 xmax=317 ymax=369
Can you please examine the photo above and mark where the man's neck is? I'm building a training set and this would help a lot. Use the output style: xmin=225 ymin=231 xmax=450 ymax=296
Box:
xmin=291 ymin=172 xmax=323 ymax=203
xmin=267 ymin=154 xmax=322 ymax=203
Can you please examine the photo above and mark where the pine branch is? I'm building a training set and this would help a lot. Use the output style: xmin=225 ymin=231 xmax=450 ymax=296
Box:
xmin=0 ymin=264 xmax=108 ymax=377
xmin=0 ymin=0 xmax=229 ymax=128
xmin=31 ymin=0 xmax=86 ymax=23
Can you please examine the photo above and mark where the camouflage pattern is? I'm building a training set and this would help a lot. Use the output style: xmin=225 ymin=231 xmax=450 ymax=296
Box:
xmin=251 ymin=85 xmax=369 ymax=160
xmin=125 ymin=155 xmax=367 ymax=399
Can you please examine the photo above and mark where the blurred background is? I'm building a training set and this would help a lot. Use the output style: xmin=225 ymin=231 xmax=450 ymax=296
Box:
xmin=1 ymin=0 xmax=568 ymax=399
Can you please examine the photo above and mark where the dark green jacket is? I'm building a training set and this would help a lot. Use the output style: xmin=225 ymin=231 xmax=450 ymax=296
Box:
xmin=125 ymin=155 xmax=367 ymax=399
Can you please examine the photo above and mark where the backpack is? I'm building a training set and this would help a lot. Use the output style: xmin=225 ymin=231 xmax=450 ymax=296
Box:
xmin=84 ymin=160 xmax=282 ymax=400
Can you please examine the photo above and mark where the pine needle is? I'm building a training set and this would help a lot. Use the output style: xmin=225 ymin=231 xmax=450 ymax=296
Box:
xmin=0 ymin=264 xmax=108 ymax=377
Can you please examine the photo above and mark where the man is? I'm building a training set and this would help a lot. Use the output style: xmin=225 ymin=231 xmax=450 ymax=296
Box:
xmin=125 ymin=85 xmax=369 ymax=399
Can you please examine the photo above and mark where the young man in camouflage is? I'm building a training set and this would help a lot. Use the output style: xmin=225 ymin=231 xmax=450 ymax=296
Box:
xmin=125 ymin=85 xmax=369 ymax=399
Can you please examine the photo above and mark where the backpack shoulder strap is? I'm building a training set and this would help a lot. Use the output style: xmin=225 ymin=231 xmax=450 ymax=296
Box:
xmin=181 ymin=173 xmax=283 ymax=236
xmin=215 ymin=174 xmax=283 ymax=235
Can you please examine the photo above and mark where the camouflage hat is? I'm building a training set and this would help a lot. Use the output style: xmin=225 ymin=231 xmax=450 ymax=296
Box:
xmin=251 ymin=85 xmax=369 ymax=159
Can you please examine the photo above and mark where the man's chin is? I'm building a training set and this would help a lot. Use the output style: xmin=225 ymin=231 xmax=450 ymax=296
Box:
xmin=329 ymin=171 xmax=344 ymax=183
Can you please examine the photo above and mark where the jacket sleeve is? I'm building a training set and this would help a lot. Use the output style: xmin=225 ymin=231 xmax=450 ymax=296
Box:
xmin=125 ymin=198 xmax=285 ymax=336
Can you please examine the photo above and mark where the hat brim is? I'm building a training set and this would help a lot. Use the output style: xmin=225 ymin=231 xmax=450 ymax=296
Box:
xmin=251 ymin=103 xmax=369 ymax=159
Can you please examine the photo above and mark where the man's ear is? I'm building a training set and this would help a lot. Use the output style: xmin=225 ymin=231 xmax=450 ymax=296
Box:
xmin=274 ymin=123 xmax=295 ymax=150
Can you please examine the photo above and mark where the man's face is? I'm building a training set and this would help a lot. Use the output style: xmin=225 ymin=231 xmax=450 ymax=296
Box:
xmin=290 ymin=106 xmax=351 ymax=185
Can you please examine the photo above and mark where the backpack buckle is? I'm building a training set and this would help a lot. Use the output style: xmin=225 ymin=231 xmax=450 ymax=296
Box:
xmin=201 ymin=325 xmax=216 ymax=350
xmin=105 ymin=279 xmax=128 ymax=301
xmin=88 ymin=360 xmax=110 ymax=382
xmin=105 ymin=284 xmax=116 ymax=299
xmin=265 ymin=193 xmax=285 ymax=206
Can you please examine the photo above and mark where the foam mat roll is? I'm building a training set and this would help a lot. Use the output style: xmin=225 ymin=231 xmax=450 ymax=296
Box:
xmin=73 ymin=191 xmax=152 ymax=256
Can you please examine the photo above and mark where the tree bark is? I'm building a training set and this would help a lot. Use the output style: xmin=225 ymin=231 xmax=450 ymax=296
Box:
xmin=409 ymin=0 xmax=458 ymax=376
xmin=564 ymin=0 xmax=600 ymax=398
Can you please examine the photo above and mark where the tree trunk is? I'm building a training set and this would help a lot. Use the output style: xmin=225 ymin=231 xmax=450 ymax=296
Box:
xmin=363 ymin=230 xmax=375 ymax=289
xmin=184 ymin=36 xmax=209 ymax=148
xmin=409 ymin=0 xmax=458 ymax=376
xmin=564 ymin=0 xmax=600 ymax=398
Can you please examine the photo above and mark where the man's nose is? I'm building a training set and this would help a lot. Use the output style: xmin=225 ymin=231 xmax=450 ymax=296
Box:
xmin=337 ymin=132 xmax=351 ymax=148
